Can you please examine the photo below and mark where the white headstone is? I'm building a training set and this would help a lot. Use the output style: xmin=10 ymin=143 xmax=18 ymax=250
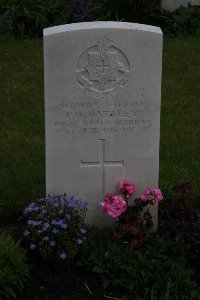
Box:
xmin=162 ymin=0 xmax=200 ymax=12
xmin=44 ymin=22 xmax=163 ymax=229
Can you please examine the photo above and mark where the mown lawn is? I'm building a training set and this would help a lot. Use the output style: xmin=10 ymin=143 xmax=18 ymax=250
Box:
xmin=0 ymin=39 xmax=44 ymax=219
xmin=0 ymin=37 xmax=199 ymax=219
xmin=160 ymin=37 xmax=200 ymax=199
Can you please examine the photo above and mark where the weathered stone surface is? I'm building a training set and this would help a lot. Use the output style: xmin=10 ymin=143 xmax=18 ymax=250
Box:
xmin=44 ymin=22 xmax=163 ymax=229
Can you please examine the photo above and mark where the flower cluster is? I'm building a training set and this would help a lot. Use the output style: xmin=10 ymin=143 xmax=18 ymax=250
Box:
xmin=102 ymin=193 xmax=127 ymax=218
xmin=102 ymin=179 xmax=163 ymax=248
xmin=22 ymin=194 xmax=87 ymax=263
xmin=140 ymin=188 xmax=163 ymax=204
xmin=119 ymin=179 xmax=137 ymax=196
xmin=102 ymin=179 xmax=137 ymax=218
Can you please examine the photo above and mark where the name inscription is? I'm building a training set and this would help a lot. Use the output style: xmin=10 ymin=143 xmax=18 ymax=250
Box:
xmin=55 ymin=100 xmax=152 ymax=135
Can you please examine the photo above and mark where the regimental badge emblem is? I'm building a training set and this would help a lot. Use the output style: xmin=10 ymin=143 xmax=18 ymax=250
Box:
xmin=76 ymin=38 xmax=130 ymax=98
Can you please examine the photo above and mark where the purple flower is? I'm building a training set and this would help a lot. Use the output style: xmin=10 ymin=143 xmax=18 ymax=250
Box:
xmin=51 ymin=212 xmax=57 ymax=216
xmin=51 ymin=220 xmax=58 ymax=225
xmin=33 ymin=207 xmax=39 ymax=212
xmin=42 ymin=222 xmax=50 ymax=231
xmin=59 ymin=252 xmax=67 ymax=259
xmin=27 ymin=220 xmax=41 ymax=226
xmin=28 ymin=202 xmax=36 ymax=208
xmin=27 ymin=220 xmax=34 ymax=225
xmin=76 ymin=239 xmax=83 ymax=245
xmin=50 ymin=241 xmax=56 ymax=247
xmin=24 ymin=202 xmax=37 ymax=215
xmin=30 ymin=243 xmax=36 ymax=250
xmin=42 ymin=227 xmax=48 ymax=232
xmin=66 ymin=214 xmax=71 ymax=221
xmin=80 ymin=228 xmax=86 ymax=234
xmin=52 ymin=229 xmax=59 ymax=234
xmin=55 ymin=219 xmax=65 ymax=226
xmin=23 ymin=230 xmax=30 ymax=237
xmin=60 ymin=223 xmax=68 ymax=229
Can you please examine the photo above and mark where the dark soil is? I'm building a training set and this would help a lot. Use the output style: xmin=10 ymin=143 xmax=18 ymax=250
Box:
xmin=17 ymin=260 xmax=122 ymax=300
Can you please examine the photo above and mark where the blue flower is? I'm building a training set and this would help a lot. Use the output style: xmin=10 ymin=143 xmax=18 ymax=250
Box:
xmin=80 ymin=228 xmax=87 ymax=234
xmin=23 ymin=230 xmax=30 ymax=237
xmin=30 ymin=243 xmax=36 ymax=250
xmin=57 ymin=219 xmax=65 ymax=225
xmin=66 ymin=214 xmax=71 ymax=221
xmin=42 ymin=222 xmax=50 ymax=231
xmin=42 ymin=227 xmax=48 ymax=232
xmin=33 ymin=207 xmax=39 ymax=212
xmin=36 ymin=221 xmax=42 ymax=225
xmin=51 ymin=220 xmax=58 ymax=225
xmin=66 ymin=197 xmax=87 ymax=209
xmin=52 ymin=229 xmax=59 ymax=234
xmin=51 ymin=212 xmax=57 ymax=216
xmin=43 ymin=222 xmax=50 ymax=229
xmin=60 ymin=223 xmax=68 ymax=229
xmin=81 ymin=200 xmax=87 ymax=208
xmin=76 ymin=239 xmax=83 ymax=245
xmin=50 ymin=241 xmax=56 ymax=247
xmin=27 ymin=220 xmax=41 ymax=226
xmin=59 ymin=252 xmax=67 ymax=259
xmin=27 ymin=220 xmax=34 ymax=225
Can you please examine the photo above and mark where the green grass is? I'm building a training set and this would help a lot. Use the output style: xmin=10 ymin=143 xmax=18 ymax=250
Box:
xmin=160 ymin=37 xmax=200 ymax=199
xmin=0 ymin=37 xmax=199 ymax=219
xmin=0 ymin=39 xmax=44 ymax=219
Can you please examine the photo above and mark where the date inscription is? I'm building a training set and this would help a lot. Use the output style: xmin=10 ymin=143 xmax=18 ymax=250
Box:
xmin=55 ymin=100 xmax=152 ymax=135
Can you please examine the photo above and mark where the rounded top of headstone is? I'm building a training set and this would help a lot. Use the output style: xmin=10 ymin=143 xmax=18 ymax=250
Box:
xmin=43 ymin=21 xmax=162 ymax=37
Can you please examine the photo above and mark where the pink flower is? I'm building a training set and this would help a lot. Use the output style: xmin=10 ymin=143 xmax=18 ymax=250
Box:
xmin=119 ymin=179 xmax=137 ymax=196
xmin=152 ymin=188 xmax=164 ymax=201
xmin=102 ymin=193 xmax=127 ymax=218
xmin=140 ymin=188 xmax=163 ymax=204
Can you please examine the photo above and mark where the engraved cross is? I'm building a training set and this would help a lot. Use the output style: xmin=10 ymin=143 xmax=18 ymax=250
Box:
xmin=80 ymin=139 xmax=124 ymax=199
